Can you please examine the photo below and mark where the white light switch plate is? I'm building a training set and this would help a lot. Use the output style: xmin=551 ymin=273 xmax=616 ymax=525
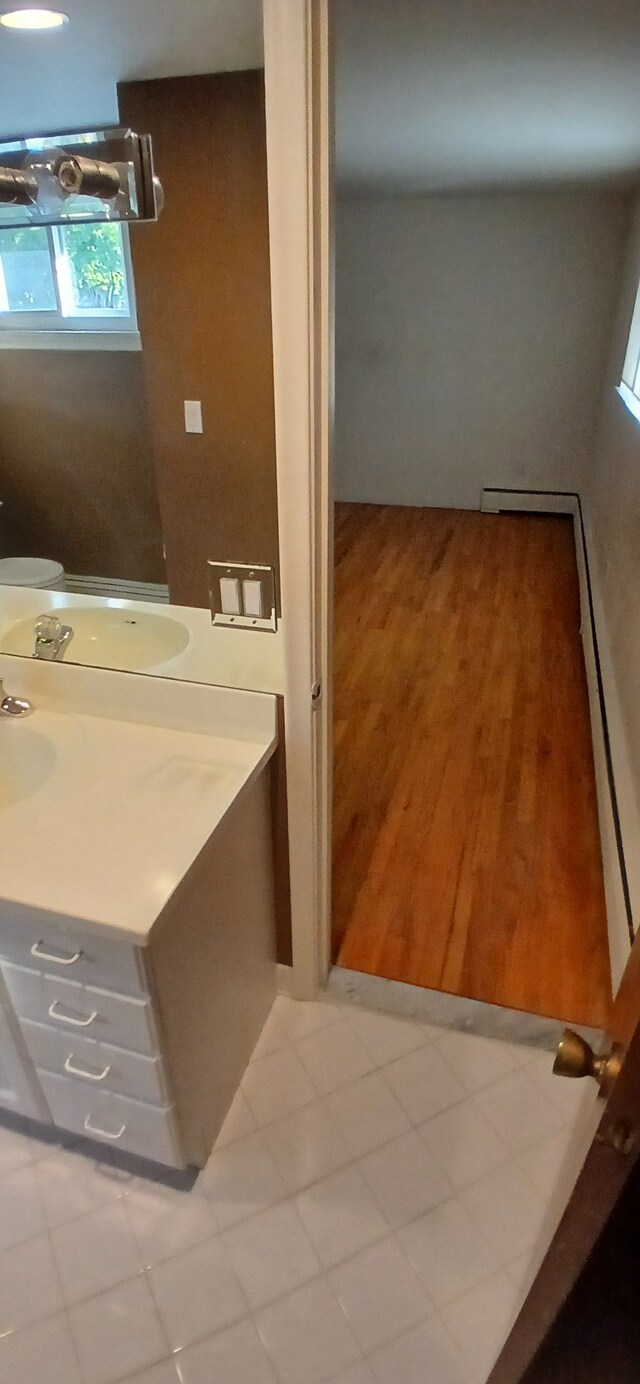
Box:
xmin=184 ymin=400 xmax=203 ymax=434
xmin=243 ymin=579 xmax=264 ymax=618
xmin=207 ymin=561 xmax=277 ymax=631
xmin=220 ymin=577 xmax=241 ymax=615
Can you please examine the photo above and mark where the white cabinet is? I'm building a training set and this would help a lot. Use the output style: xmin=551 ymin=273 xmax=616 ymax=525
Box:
xmin=3 ymin=965 xmax=159 ymax=1055
xmin=39 ymin=1071 xmax=181 ymax=1166
xmin=0 ymin=936 xmax=184 ymax=1164
xmin=21 ymin=1020 xmax=168 ymax=1104
xmin=0 ymin=772 xmax=276 ymax=1169
xmin=0 ymin=916 xmax=146 ymax=995
xmin=0 ymin=971 xmax=46 ymax=1120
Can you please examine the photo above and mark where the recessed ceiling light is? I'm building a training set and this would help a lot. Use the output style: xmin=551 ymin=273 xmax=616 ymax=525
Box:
xmin=0 ymin=8 xmax=69 ymax=29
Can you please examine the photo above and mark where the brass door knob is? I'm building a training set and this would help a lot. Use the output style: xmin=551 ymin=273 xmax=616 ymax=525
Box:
xmin=553 ymin=1028 xmax=624 ymax=1098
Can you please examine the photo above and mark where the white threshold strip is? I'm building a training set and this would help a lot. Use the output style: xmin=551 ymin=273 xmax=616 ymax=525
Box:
xmin=277 ymin=960 xmax=604 ymax=1046
xmin=481 ymin=488 xmax=637 ymax=993
xmin=326 ymin=965 xmax=603 ymax=1048
xmin=64 ymin=574 xmax=170 ymax=604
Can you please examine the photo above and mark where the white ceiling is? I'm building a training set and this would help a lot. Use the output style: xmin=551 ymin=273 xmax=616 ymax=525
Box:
xmin=336 ymin=0 xmax=640 ymax=194
xmin=2 ymin=0 xmax=640 ymax=194
xmin=0 ymin=0 xmax=263 ymax=138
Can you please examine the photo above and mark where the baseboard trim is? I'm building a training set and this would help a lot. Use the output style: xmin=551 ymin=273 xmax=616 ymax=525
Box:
xmin=481 ymin=487 xmax=579 ymax=516
xmin=481 ymin=488 xmax=634 ymax=992
xmin=579 ymin=506 xmax=640 ymax=955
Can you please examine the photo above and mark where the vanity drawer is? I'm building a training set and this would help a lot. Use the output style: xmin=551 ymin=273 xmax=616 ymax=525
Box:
xmin=38 ymin=1071 xmax=184 ymax=1169
xmin=0 ymin=916 xmax=146 ymax=997
xmin=2 ymin=965 xmax=158 ymax=1056
xmin=21 ymin=1020 xmax=168 ymax=1106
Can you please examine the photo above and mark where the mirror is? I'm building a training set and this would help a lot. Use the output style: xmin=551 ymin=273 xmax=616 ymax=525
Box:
xmin=0 ymin=0 xmax=283 ymax=693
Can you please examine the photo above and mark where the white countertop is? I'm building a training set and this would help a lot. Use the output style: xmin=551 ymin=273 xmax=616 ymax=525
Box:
xmin=0 ymin=656 xmax=278 ymax=942
xmin=0 ymin=585 xmax=285 ymax=694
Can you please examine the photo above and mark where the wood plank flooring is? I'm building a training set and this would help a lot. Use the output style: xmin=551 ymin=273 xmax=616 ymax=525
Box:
xmin=332 ymin=503 xmax=612 ymax=1028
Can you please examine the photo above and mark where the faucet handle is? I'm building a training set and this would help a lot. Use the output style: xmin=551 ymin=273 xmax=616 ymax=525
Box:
xmin=35 ymin=615 xmax=62 ymax=640
xmin=33 ymin=614 xmax=73 ymax=663
xmin=0 ymin=679 xmax=33 ymax=717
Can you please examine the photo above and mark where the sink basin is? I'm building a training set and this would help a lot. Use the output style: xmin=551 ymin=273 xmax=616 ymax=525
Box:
xmin=1 ymin=606 xmax=190 ymax=672
xmin=0 ymin=726 xmax=57 ymax=809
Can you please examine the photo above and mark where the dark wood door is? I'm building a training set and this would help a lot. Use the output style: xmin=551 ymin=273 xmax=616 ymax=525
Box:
xmin=522 ymin=1157 xmax=640 ymax=1384
xmin=489 ymin=935 xmax=640 ymax=1383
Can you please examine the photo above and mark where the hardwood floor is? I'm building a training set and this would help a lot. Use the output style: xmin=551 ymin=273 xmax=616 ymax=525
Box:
xmin=332 ymin=503 xmax=612 ymax=1028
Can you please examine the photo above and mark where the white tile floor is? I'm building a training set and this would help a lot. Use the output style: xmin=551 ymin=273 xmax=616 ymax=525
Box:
xmin=0 ymin=995 xmax=586 ymax=1384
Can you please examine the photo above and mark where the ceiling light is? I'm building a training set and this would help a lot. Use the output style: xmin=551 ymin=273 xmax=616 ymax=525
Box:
xmin=0 ymin=8 xmax=69 ymax=29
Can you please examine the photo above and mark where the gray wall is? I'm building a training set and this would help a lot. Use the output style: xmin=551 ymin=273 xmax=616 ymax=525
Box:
xmin=336 ymin=190 xmax=631 ymax=508
xmin=588 ymin=191 xmax=640 ymax=791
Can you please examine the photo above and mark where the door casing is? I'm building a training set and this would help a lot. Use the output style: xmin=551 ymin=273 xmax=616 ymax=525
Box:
xmin=263 ymin=0 xmax=333 ymax=999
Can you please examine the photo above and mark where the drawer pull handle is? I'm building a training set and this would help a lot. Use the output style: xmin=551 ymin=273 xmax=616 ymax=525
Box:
xmin=64 ymin=1055 xmax=111 ymax=1083
xmin=31 ymin=942 xmax=83 ymax=966
xmin=83 ymin=1115 xmax=126 ymax=1141
xmin=48 ymin=1000 xmax=98 ymax=1028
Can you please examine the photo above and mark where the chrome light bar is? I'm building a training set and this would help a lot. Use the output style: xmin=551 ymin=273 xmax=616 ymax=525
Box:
xmin=0 ymin=126 xmax=163 ymax=228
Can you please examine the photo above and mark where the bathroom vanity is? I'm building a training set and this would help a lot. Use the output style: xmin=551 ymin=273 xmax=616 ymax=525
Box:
xmin=0 ymin=655 xmax=278 ymax=1169
xmin=0 ymin=582 xmax=286 ymax=691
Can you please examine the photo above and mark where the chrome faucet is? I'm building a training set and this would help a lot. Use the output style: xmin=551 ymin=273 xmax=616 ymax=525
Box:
xmin=33 ymin=615 xmax=74 ymax=662
xmin=0 ymin=678 xmax=33 ymax=717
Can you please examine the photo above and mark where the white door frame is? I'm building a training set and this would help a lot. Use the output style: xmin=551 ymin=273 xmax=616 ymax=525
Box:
xmin=263 ymin=0 xmax=333 ymax=998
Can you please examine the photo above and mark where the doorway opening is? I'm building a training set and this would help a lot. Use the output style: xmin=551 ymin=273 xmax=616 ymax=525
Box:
xmin=326 ymin=0 xmax=637 ymax=1034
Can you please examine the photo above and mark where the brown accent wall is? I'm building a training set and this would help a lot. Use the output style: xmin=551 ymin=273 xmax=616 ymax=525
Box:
xmin=0 ymin=350 xmax=164 ymax=582
xmin=118 ymin=70 xmax=279 ymax=608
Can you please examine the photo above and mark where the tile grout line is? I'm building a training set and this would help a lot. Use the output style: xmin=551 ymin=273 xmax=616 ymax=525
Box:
xmin=0 ymin=998 xmax=578 ymax=1384
xmin=10 ymin=1056 xmax=565 ymax=1258
xmin=363 ymin=1305 xmax=478 ymax=1384
xmin=0 ymin=1024 xmax=568 ymax=1270
xmin=13 ymin=1222 xmax=466 ymax=1382
xmin=139 ymin=1198 xmax=258 ymax=1366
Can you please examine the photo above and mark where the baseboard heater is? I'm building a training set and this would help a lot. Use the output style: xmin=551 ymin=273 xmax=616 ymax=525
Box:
xmin=480 ymin=487 xmax=579 ymax=517
xmin=481 ymin=488 xmax=635 ymax=991
xmin=65 ymin=574 xmax=170 ymax=604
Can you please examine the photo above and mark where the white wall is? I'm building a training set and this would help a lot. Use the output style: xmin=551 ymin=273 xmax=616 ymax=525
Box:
xmin=335 ymin=0 xmax=640 ymax=196
xmin=588 ymin=192 xmax=640 ymax=793
xmin=336 ymin=190 xmax=631 ymax=508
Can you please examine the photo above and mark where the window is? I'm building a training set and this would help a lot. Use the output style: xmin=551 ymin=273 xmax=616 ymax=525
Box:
xmin=618 ymin=277 xmax=640 ymax=425
xmin=0 ymin=221 xmax=139 ymax=349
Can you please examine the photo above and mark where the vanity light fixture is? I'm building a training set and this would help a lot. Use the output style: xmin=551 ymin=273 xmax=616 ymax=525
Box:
xmin=0 ymin=126 xmax=163 ymax=223
xmin=0 ymin=154 xmax=120 ymax=206
xmin=0 ymin=8 xmax=69 ymax=28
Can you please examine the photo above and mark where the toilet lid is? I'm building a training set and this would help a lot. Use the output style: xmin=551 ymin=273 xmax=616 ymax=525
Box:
xmin=0 ymin=557 xmax=65 ymax=586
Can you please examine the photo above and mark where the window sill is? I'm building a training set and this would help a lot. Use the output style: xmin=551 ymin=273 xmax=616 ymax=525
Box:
xmin=0 ymin=330 xmax=141 ymax=353
xmin=617 ymin=382 xmax=640 ymax=427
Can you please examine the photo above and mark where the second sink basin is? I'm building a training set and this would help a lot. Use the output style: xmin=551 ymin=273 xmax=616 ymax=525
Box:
xmin=1 ymin=605 xmax=190 ymax=672
xmin=0 ymin=725 xmax=58 ymax=809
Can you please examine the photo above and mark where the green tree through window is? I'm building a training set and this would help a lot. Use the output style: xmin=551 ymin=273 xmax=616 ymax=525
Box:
xmin=0 ymin=221 xmax=134 ymax=328
xmin=62 ymin=223 xmax=127 ymax=311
